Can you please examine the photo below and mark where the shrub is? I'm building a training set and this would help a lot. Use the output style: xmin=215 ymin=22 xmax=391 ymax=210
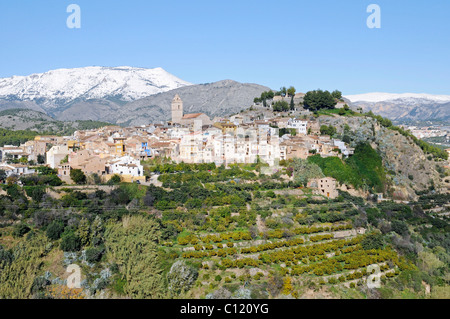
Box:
xmin=391 ymin=220 xmax=409 ymax=236
xmin=328 ymin=277 xmax=338 ymax=284
xmin=12 ymin=224 xmax=31 ymax=238
xmin=108 ymin=174 xmax=122 ymax=185
xmin=167 ymin=260 xmax=199 ymax=295
xmin=70 ymin=169 xmax=86 ymax=185
xmin=361 ymin=233 xmax=384 ymax=250
xmin=46 ymin=221 xmax=65 ymax=240
xmin=60 ymin=231 xmax=82 ymax=252
xmin=85 ymin=246 xmax=104 ymax=263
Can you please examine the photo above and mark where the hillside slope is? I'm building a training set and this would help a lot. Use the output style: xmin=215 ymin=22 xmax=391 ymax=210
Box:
xmin=89 ymin=80 xmax=270 ymax=126
xmin=0 ymin=108 xmax=111 ymax=136
xmin=318 ymin=114 xmax=444 ymax=199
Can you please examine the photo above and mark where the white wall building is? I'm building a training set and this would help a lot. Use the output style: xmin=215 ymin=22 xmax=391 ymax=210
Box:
xmin=176 ymin=127 xmax=280 ymax=166
xmin=333 ymin=139 xmax=354 ymax=157
xmin=108 ymin=156 xmax=143 ymax=177
xmin=46 ymin=145 xmax=70 ymax=169
xmin=0 ymin=164 xmax=35 ymax=178
xmin=287 ymin=119 xmax=308 ymax=135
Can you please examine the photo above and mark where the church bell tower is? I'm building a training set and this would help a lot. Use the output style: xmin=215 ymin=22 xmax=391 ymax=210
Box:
xmin=171 ymin=94 xmax=183 ymax=124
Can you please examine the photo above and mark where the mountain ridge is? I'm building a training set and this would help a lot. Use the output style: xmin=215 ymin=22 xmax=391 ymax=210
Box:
xmin=345 ymin=92 xmax=450 ymax=123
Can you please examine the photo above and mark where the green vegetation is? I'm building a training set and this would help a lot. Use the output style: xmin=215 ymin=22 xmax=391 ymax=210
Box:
xmin=272 ymin=100 xmax=290 ymax=112
xmin=303 ymin=89 xmax=337 ymax=111
xmin=0 ymin=158 xmax=448 ymax=299
xmin=70 ymin=169 xmax=87 ymax=185
xmin=308 ymin=142 xmax=386 ymax=193
xmin=0 ymin=128 xmax=39 ymax=147
xmin=105 ymin=215 xmax=164 ymax=299
xmin=365 ymin=111 xmax=448 ymax=160
xmin=0 ymin=118 xmax=111 ymax=147
xmin=317 ymin=107 xmax=359 ymax=117
xmin=320 ymin=125 xmax=337 ymax=136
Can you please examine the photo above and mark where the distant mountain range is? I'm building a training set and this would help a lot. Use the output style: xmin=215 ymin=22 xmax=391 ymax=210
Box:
xmin=345 ymin=93 xmax=450 ymax=123
xmin=0 ymin=67 xmax=448 ymax=127
xmin=0 ymin=67 xmax=269 ymax=126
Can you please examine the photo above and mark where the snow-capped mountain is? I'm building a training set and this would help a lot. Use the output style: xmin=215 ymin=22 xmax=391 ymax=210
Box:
xmin=0 ymin=66 xmax=269 ymax=125
xmin=344 ymin=92 xmax=450 ymax=123
xmin=0 ymin=66 xmax=192 ymax=106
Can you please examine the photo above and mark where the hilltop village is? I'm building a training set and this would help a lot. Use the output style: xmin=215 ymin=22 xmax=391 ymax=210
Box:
xmin=0 ymin=94 xmax=355 ymax=198
xmin=0 ymin=92 xmax=448 ymax=300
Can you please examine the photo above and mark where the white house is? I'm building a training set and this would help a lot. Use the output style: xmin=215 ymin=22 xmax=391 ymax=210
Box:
xmin=333 ymin=139 xmax=354 ymax=157
xmin=46 ymin=145 xmax=70 ymax=169
xmin=0 ymin=145 xmax=28 ymax=162
xmin=287 ymin=119 xmax=308 ymax=135
xmin=0 ymin=164 xmax=35 ymax=178
xmin=108 ymin=156 xmax=143 ymax=177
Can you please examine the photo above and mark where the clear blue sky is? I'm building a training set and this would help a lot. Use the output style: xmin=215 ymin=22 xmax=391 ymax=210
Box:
xmin=0 ymin=0 xmax=449 ymax=95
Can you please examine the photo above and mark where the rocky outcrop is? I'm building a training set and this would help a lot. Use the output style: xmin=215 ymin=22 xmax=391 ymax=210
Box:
xmin=319 ymin=115 xmax=443 ymax=200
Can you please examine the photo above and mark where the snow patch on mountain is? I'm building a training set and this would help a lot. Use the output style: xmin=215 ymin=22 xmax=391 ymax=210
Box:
xmin=345 ymin=92 xmax=450 ymax=104
xmin=0 ymin=66 xmax=192 ymax=105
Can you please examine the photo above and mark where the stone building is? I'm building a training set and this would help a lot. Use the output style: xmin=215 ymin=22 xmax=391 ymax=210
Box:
xmin=171 ymin=94 xmax=212 ymax=127
xmin=171 ymin=94 xmax=184 ymax=124
xmin=308 ymin=177 xmax=339 ymax=199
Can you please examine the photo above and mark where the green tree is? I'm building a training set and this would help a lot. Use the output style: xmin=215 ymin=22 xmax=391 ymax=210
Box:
xmin=0 ymin=170 xmax=7 ymax=182
xmin=361 ymin=233 xmax=384 ymax=250
xmin=331 ymin=90 xmax=343 ymax=100
xmin=303 ymin=90 xmax=337 ymax=111
xmin=77 ymin=218 xmax=91 ymax=246
xmin=320 ymin=125 xmax=337 ymax=136
xmin=291 ymin=158 xmax=324 ymax=186
xmin=70 ymin=169 xmax=86 ymax=185
xmin=273 ymin=101 xmax=290 ymax=112
xmin=36 ymin=166 xmax=57 ymax=176
xmin=60 ymin=231 xmax=82 ymax=252
xmin=108 ymin=174 xmax=122 ymax=185
xmin=391 ymin=220 xmax=409 ymax=236
xmin=12 ymin=224 xmax=31 ymax=238
xmin=287 ymin=86 xmax=296 ymax=97
xmin=46 ymin=221 xmax=64 ymax=240
xmin=37 ymin=154 xmax=45 ymax=164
